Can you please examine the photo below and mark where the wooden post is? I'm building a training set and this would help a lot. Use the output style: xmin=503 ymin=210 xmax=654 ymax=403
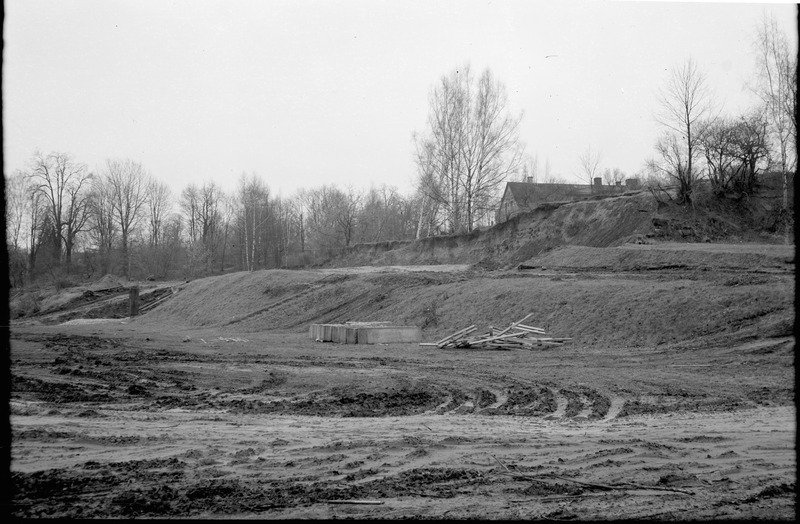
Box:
xmin=129 ymin=286 xmax=140 ymax=317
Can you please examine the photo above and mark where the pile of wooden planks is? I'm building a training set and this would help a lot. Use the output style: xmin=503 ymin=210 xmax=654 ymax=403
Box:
xmin=421 ymin=313 xmax=571 ymax=350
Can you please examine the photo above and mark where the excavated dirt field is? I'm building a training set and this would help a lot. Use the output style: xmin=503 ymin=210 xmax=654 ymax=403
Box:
xmin=8 ymin=242 xmax=796 ymax=519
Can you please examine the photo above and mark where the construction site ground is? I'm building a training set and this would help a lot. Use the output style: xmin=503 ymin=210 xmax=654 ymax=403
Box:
xmin=8 ymin=241 xmax=796 ymax=519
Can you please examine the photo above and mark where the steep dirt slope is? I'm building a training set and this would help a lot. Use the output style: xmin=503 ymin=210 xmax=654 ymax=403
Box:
xmin=332 ymin=187 xmax=791 ymax=270
xmin=335 ymin=192 xmax=658 ymax=268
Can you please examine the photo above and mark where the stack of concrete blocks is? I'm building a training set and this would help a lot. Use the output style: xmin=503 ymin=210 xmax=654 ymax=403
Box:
xmin=310 ymin=321 xmax=422 ymax=344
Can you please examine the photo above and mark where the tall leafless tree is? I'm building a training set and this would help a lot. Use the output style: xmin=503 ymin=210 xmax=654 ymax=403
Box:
xmin=236 ymin=173 xmax=270 ymax=271
xmin=147 ymin=178 xmax=172 ymax=248
xmin=415 ymin=64 xmax=523 ymax=233
xmin=26 ymin=151 xmax=93 ymax=273
xmin=87 ymin=175 xmax=118 ymax=275
xmin=26 ymin=190 xmax=49 ymax=281
xmin=104 ymin=158 xmax=149 ymax=279
xmin=751 ymin=13 xmax=797 ymax=213
xmin=5 ymin=170 xmax=30 ymax=257
xmin=5 ymin=171 xmax=36 ymax=285
xmin=654 ymin=58 xmax=714 ymax=204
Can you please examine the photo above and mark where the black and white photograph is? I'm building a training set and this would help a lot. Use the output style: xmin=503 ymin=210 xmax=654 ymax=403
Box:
xmin=4 ymin=0 xmax=796 ymax=519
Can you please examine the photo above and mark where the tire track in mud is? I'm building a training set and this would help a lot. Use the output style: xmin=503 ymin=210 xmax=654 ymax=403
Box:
xmin=427 ymin=380 xmax=613 ymax=421
xmin=14 ymin=332 xmax=623 ymax=422
xmin=602 ymin=397 xmax=626 ymax=421
xmin=544 ymin=390 xmax=569 ymax=420
xmin=483 ymin=388 xmax=507 ymax=410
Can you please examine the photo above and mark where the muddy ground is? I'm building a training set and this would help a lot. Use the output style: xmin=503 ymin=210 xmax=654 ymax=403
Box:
xmin=8 ymin=244 xmax=797 ymax=520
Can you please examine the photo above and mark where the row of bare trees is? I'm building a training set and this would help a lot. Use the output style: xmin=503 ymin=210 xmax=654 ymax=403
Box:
xmin=646 ymin=14 xmax=796 ymax=207
xmin=6 ymin=155 xmax=423 ymax=288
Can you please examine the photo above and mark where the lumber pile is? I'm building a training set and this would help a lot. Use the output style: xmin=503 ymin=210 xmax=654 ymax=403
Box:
xmin=422 ymin=313 xmax=571 ymax=350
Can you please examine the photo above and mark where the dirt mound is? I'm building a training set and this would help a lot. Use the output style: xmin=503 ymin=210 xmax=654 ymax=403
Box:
xmin=134 ymin=247 xmax=794 ymax=349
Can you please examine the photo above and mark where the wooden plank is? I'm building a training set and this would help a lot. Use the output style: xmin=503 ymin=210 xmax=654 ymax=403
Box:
xmin=435 ymin=325 xmax=474 ymax=345
xmin=470 ymin=332 xmax=531 ymax=345
xmin=529 ymin=339 xmax=566 ymax=346
xmin=436 ymin=325 xmax=476 ymax=347
xmin=326 ymin=500 xmax=385 ymax=505
xmin=495 ymin=313 xmax=534 ymax=337
xmin=517 ymin=323 xmax=545 ymax=331
xmin=516 ymin=324 xmax=546 ymax=334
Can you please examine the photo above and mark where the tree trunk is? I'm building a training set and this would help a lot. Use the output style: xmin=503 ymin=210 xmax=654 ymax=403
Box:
xmin=27 ymin=251 xmax=37 ymax=282
xmin=64 ymin=240 xmax=73 ymax=275
xmin=121 ymin=230 xmax=129 ymax=280
xmin=220 ymin=223 xmax=228 ymax=273
xmin=250 ymin=209 xmax=257 ymax=271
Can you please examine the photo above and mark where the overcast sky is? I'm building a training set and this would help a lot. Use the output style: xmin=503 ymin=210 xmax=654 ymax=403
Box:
xmin=3 ymin=0 xmax=797 ymax=198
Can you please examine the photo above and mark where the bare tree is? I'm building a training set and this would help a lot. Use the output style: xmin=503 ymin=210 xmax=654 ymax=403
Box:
xmin=216 ymin=191 xmax=236 ymax=272
xmin=26 ymin=151 xmax=93 ymax=273
xmin=654 ymin=58 xmax=714 ymax=204
xmin=5 ymin=170 xmax=30 ymax=256
xmin=751 ymin=13 xmax=797 ymax=212
xmin=414 ymin=69 xmax=467 ymax=233
xmin=414 ymin=64 xmax=523 ymax=233
xmin=5 ymin=171 xmax=35 ymax=286
xmin=104 ymin=158 xmax=149 ymax=279
xmin=235 ymin=173 xmax=270 ymax=271
xmin=578 ymin=146 xmax=603 ymax=188
xmin=87 ymin=174 xmax=118 ymax=275
xmin=413 ymin=135 xmax=446 ymax=238
xmin=462 ymin=69 xmax=525 ymax=228
xmin=147 ymin=178 xmax=172 ymax=248
xmin=729 ymin=111 xmax=771 ymax=193
xmin=26 ymin=190 xmax=49 ymax=281
xmin=698 ymin=109 xmax=771 ymax=196
xmin=180 ymin=184 xmax=201 ymax=243
xmin=299 ymin=184 xmax=362 ymax=257
xmin=332 ymin=186 xmax=362 ymax=247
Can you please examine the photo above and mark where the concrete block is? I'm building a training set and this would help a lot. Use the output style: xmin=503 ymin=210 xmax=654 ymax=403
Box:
xmin=357 ymin=326 xmax=422 ymax=344
xmin=310 ymin=323 xmax=421 ymax=344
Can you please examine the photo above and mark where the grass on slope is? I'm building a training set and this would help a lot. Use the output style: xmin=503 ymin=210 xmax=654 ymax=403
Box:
xmin=136 ymin=264 xmax=793 ymax=349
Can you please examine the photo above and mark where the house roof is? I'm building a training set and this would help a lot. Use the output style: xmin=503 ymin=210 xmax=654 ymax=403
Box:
xmin=503 ymin=182 xmax=538 ymax=204
xmin=502 ymin=181 xmax=589 ymax=206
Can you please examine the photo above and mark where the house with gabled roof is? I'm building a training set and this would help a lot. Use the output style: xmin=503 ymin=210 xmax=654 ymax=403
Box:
xmin=495 ymin=178 xmax=641 ymax=223
xmin=496 ymin=181 xmax=592 ymax=223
